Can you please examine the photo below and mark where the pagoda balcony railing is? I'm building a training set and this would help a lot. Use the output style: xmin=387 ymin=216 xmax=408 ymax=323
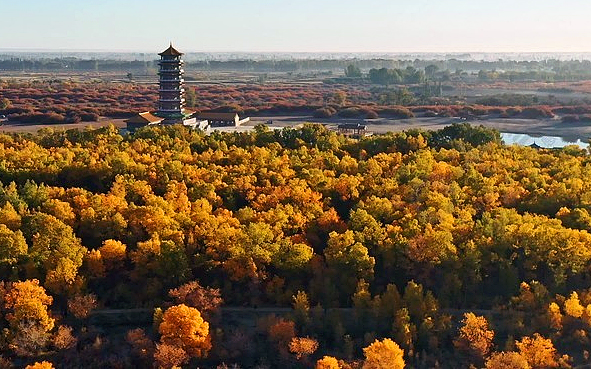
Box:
xmin=158 ymin=69 xmax=184 ymax=73
xmin=159 ymin=78 xmax=184 ymax=82
xmin=159 ymin=88 xmax=185 ymax=92
xmin=159 ymin=98 xmax=186 ymax=102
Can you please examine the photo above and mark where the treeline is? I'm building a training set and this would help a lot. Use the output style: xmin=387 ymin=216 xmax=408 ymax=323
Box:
xmin=5 ymin=56 xmax=591 ymax=77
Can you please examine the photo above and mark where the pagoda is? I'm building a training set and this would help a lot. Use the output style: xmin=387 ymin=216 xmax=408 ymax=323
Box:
xmin=156 ymin=43 xmax=187 ymax=118
xmin=126 ymin=43 xmax=249 ymax=131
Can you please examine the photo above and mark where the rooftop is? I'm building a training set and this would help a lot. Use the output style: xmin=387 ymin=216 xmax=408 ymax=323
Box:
xmin=125 ymin=111 xmax=165 ymax=125
xmin=337 ymin=123 xmax=366 ymax=130
xmin=158 ymin=43 xmax=183 ymax=57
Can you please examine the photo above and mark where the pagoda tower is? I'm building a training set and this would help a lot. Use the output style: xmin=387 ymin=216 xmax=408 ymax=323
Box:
xmin=156 ymin=43 xmax=186 ymax=118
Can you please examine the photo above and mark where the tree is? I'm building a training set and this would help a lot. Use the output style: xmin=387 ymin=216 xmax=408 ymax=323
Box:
xmin=454 ymin=313 xmax=495 ymax=363
xmin=0 ymin=201 xmax=21 ymax=230
xmin=564 ymin=292 xmax=583 ymax=318
xmin=21 ymin=213 xmax=86 ymax=292
xmin=345 ymin=64 xmax=362 ymax=78
xmin=292 ymin=291 xmax=310 ymax=327
xmin=168 ymin=281 xmax=223 ymax=317
xmin=316 ymin=356 xmax=340 ymax=369
xmin=99 ymin=239 xmax=127 ymax=270
xmin=153 ymin=343 xmax=188 ymax=369
xmin=3 ymin=280 xmax=55 ymax=356
xmin=425 ymin=64 xmax=439 ymax=80
xmin=126 ymin=328 xmax=155 ymax=361
xmin=53 ymin=325 xmax=77 ymax=350
xmin=325 ymin=231 xmax=375 ymax=300
xmin=3 ymin=279 xmax=54 ymax=331
xmin=289 ymin=337 xmax=319 ymax=359
xmin=10 ymin=320 xmax=51 ymax=357
xmin=158 ymin=304 xmax=211 ymax=358
xmin=268 ymin=319 xmax=296 ymax=348
xmin=547 ymin=302 xmax=563 ymax=331
xmin=515 ymin=334 xmax=558 ymax=369
xmin=485 ymin=351 xmax=531 ymax=369
xmin=185 ymin=88 xmax=197 ymax=108
xmin=0 ymin=224 xmax=27 ymax=266
xmin=362 ymin=338 xmax=405 ymax=369
xmin=67 ymin=294 xmax=97 ymax=319
xmin=44 ymin=257 xmax=84 ymax=296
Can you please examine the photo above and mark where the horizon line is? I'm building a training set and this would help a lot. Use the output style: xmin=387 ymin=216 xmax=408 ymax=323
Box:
xmin=3 ymin=48 xmax=591 ymax=54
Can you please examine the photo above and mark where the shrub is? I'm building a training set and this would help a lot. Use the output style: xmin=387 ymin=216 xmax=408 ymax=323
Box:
xmin=377 ymin=106 xmax=414 ymax=119
xmin=313 ymin=107 xmax=336 ymax=118
xmin=338 ymin=107 xmax=362 ymax=118
xmin=519 ymin=107 xmax=554 ymax=119
xmin=364 ymin=110 xmax=379 ymax=119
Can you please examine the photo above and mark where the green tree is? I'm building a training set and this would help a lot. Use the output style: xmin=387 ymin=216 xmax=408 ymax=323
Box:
xmin=345 ymin=64 xmax=362 ymax=78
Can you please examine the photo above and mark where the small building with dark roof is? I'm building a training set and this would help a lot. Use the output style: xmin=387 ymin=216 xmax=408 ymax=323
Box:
xmin=125 ymin=111 xmax=165 ymax=131
xmin=197 ymin=112 xmax=250 ymax=127
xmin=337 ymin=123 xmax=368 ymax=137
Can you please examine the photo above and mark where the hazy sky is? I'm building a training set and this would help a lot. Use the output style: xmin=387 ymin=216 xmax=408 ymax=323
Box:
xmin=2 ymin=0 xmax=591 ymax=52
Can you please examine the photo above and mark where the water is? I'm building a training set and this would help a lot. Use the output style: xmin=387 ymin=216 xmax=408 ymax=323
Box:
xmin=501 ymin=133 xmax=589 ymax=149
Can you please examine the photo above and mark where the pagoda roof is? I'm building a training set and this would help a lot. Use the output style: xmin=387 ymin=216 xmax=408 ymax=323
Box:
xmin=125 ymin=111 xmax=165 ymax=125
xmin=159 ymin=43 xmax=183 ymax=56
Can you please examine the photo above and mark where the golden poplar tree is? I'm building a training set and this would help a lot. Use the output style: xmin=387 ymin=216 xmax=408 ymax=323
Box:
xmin=362 ymin=338 xmax=405 ymax=369
xmin=158 ymin=304 xmax=211 ymax=358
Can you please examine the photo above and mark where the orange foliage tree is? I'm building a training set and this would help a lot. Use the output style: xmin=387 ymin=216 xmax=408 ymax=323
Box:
xmin=316 ymin=356 xmax=340 ymax=369
xmin=289 ymin=336 xmax=319 ymax=359
xmin=3 ymin=279 xmax=54 ymax=331
xmin=362 ymin=338 xmax=405 ymax=369
xmin=158 ymin=304 xmax=211 ymax=359
xmin=454 ymin=312 xmax=495 ymax=363
xmin=485 ymin=351 xmax=530 ymax=369
xmin=515 ymin=334 xmax=559 ymax=369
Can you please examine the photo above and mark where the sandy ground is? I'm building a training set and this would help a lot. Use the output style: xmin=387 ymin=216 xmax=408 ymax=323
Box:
xmin=248 ymin=115 xmax=591 ymax=141
xmin=0 ymin=118 xmax=127 ymax=134
xmin=1 ymin=115 xmax=590 ymax=142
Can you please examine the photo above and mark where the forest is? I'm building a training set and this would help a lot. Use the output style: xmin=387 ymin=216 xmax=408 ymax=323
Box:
xmin=0 ymin=122 xmax=590 ymax=368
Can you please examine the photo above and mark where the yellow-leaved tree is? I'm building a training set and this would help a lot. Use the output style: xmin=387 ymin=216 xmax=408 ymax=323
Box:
xmin=158 ymin=304 xmax=211 ymax=358
xmin=316 ymin=356 xmax=340 ymax=369
xmin=362 ymin=338 xmax=405 ymax=369
xmin=485 ymin=351 xmax=530 ymax=369
xmin=3 ymin=280 xmax=55 ymax=356
xmin=515 ymin=334 xmax=558 ymax=369
xmin=454 ymin=312 xmax=494 ymax=363
xmin=4 ymin=279 xmax=54 ymax=331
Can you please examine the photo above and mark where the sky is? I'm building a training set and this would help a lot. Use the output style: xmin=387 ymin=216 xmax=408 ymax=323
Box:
xmin=1 ymin=0 xmax=591 ymax=52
